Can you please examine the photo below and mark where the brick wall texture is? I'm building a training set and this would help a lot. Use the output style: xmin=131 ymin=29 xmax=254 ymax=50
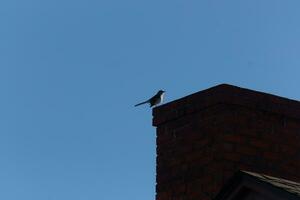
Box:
xmin=152 ymin=84 xmax=300 ymax=200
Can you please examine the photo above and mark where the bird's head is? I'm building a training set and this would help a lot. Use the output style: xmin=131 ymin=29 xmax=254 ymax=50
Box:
xmin=157 ymin=90 xmax=165 ymax=95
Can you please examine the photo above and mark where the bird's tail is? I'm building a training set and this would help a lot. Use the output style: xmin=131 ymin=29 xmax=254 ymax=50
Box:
xmin=134 ymin=100 xmax=149 ymax=107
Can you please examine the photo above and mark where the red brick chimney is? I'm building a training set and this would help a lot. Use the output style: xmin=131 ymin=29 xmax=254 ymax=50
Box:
xmin=152 ymin=84 xmax=300 ymax=200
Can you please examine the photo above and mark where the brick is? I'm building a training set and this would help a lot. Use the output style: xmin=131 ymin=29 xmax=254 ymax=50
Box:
xmin=249 ymin=139 xmax=269 ymax=148
xmin=223 ymin=134 xmax=243 ymax=143
xmin=222 ymin=142 xmax=235 ymax=152
xmin=238 ymin=146 xmax=257 ymax=155
xmin=156 ymin=192 xmax=171 ymax=200
xmin=263 ymin=152 xmax=280 ymax=161
xmin=223 ymin=153 xmax=241 ymax=162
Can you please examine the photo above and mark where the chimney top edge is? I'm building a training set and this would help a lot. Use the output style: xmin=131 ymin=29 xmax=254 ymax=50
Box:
xmin=152 ymin=84 xmax=300 ymax=126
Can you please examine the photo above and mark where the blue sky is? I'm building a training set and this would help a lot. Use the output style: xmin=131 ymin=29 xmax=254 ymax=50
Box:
xmin=1 ymin=0 xmax=300 ymax=199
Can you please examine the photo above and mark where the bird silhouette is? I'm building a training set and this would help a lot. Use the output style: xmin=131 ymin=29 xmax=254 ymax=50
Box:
xmin=135 ymin=90 xmax=165 ymax=107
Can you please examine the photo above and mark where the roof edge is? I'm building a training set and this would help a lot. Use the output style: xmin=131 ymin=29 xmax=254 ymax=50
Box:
xmin=214 ymin=170 xmax=300 ymax=200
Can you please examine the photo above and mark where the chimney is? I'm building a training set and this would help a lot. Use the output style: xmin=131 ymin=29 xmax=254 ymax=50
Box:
xmin=153 ymin=84 xmax=300 ymax=200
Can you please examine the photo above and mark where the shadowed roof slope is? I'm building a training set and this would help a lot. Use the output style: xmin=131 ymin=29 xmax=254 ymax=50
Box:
xmin=214 ymin=171 xmax=300 ymax=200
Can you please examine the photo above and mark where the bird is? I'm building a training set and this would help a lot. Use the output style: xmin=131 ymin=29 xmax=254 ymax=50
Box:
xmin=135 ymin=90 xmax=166 ymax=107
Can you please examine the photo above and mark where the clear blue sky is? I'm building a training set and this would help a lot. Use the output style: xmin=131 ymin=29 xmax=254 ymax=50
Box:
xmin=1 ymin=1 xmax=300 ymax=199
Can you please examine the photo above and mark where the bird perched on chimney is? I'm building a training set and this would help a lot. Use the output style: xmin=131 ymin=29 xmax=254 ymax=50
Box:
xmin=135 ymin=90 xmax=165 ymax=107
